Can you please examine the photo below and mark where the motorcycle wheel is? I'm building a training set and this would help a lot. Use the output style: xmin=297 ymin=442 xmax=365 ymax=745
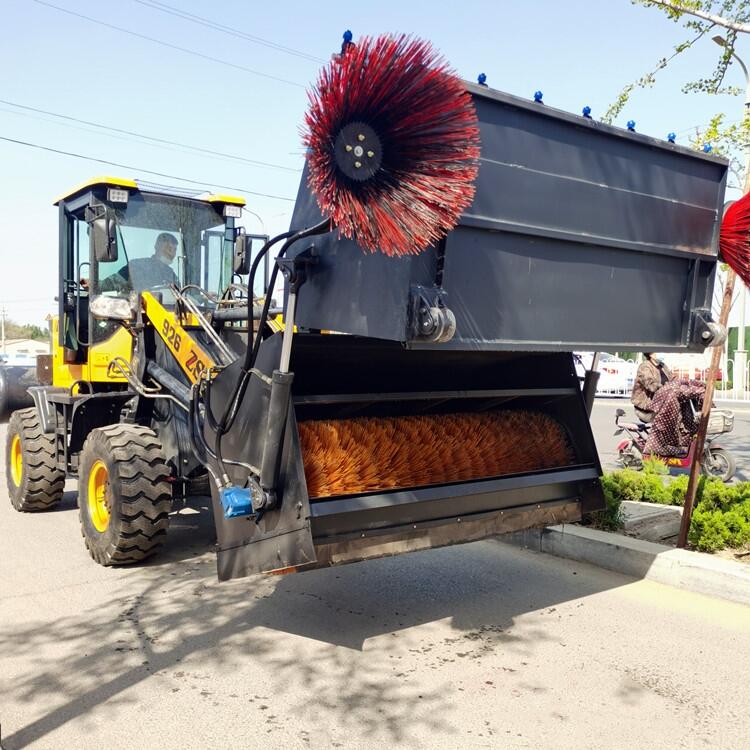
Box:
xmin=701 ymin=447 xmax=736 ymax=483
xmin=619 ymin=445 xmax=643 ymax=471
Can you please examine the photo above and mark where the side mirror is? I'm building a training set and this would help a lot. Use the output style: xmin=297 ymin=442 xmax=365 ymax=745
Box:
xmin=233 ymin=230 xmax=251 ymax=275
xmin=616 ymin=408 xmax=625 ymax=417
xmin=91 ymin=215 xmax=118 ymax=263
xmin=86 ymin=201 xmax=117 ymax=262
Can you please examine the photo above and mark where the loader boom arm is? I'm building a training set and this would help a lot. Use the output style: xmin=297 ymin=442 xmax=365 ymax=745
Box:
xmin=141 ymin=292 xmax=216 ymax=384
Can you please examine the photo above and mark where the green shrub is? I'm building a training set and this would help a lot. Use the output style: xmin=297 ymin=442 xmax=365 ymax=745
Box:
xmin=697 ymin=479 xmax=740 ymax=512
xmin=688 ymin=508 xmax=731 ymax=552
xmin=589 ymin=474 xmax=625 ymax=530
xmin=668 ymin=475 xmax=689 ymax=506
xmin=641 ymin=473 xmax=671 ymax=504
xmin=600 ymin=469 xmax=750 ymax=553
xmin=642 ymin=456 xmax=668 ymax=475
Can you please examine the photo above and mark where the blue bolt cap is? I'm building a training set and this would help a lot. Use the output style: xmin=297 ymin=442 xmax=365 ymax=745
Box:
xmin=667 ymin=132 xmax=676 ymax=143
xmin=703 ymin=143 xmax=713 ymax=153
xmin=534 ymin=90 xmax=543 ymax=102
xmin=627 ymin=120 xmax=636 ymax=131
xmin=477 ymin=72 xmax=487 ymax=85
xmin=582 ymin=105 xmax=592 ymax=117
xmin=343 ymin=29 xmax=353 ymax=42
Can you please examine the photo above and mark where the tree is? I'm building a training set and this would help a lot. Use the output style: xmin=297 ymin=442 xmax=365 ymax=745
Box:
xmin=3 ymin=320 xmax=48 ymax=341
xmin=605 ymin=2 xmax=750 ymax=186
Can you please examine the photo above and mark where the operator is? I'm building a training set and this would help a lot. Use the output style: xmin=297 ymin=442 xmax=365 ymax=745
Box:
xmin=100 ymin=232 xmax=179 ymax=293
xmin=630 ymin=352 xmax=675 ymax=423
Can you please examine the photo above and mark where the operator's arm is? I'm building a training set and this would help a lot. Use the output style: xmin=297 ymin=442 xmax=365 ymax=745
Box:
xmin=98 ymin=265 xmax=130 ymax=293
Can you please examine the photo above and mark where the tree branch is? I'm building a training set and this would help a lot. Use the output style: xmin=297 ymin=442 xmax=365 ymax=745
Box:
xmin=645 ymin=0 xmax=750 ymax=32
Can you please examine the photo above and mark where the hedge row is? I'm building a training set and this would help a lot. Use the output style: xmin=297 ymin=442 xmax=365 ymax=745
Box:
xmin=591 ymin=470 xmax=750 ymax=553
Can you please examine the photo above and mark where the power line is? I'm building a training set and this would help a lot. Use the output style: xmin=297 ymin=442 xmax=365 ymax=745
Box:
xmin=0 ymin=98 xmax=301 ymax=174
xmin=31 ymin=0 xmax=306 ymax=89
xmin=131 ymin=0 xmax=326 ymax=64
xmin=0 ymin=135 xmax=297 ymax=202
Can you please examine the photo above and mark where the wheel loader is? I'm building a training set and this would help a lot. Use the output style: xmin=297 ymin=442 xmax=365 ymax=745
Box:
xmin=4 ymin=43 xmax=729 ymax=580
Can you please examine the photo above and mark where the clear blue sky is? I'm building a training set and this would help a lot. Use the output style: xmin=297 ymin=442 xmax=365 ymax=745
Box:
xmin=0 ymin=0 xmax=745 ymax=326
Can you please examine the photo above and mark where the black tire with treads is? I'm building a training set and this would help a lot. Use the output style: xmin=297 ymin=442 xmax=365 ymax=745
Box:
xmin=79 ymin=424 xmax=173 ymax=565
xmin=5 ymin=407 xmax=65 ymax=511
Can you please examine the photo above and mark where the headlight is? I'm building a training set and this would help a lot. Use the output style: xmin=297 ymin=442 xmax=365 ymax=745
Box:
xmin=90 ymin=294 xmax=134 ymax=320
xmin=223 ymin=204 xmax=243 ymax=218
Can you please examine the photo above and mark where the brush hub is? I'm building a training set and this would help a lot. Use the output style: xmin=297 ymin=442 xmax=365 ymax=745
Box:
xmin=334 ymin=121 xmax=383 ymax=181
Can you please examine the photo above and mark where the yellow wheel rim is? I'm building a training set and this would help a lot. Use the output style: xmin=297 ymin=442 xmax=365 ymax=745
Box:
xmin=88 ymin=460 xmax=110 ymax=533
xmin=10 ymin=434 xmax=23 ymax=487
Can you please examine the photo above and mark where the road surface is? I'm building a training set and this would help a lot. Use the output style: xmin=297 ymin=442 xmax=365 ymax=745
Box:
xmin=1 ymin=423 xmax=749 ymax=749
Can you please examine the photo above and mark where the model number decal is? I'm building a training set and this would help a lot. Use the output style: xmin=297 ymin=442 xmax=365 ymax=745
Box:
xmin=185 ymin=350 xmax=207 ymax=378
xmin=162 ymin=320 xmax=182 ymax=352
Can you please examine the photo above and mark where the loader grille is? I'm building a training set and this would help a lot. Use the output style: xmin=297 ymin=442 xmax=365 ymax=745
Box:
xmin=298 ymin=410 xmax=575 ymax=499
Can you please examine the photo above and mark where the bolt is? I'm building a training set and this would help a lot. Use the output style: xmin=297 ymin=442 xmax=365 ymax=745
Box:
xmin=353 ymin=145 xmax=364 ymax=157
xmin=702 ymin=331 xmax=711 ymax=340
xmin=367 ymin=150 xmax=374 ymax=158
xmin=345 ymin=144 xmax=353 ymax=152
xmin=357 ymin=133 xmax=365 ymax=141
xmin=354 ymin=161 xmax=362 ymax=168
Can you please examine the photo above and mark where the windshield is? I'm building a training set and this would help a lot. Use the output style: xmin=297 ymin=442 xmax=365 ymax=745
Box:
xmin=93 ymin=191 xmax=234 ymax=300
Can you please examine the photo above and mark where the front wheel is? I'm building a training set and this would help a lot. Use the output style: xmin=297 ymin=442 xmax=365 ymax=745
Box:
xmin=702 ymin=447 xmax=736 ymax=483
xmin=78 ymin=424 xmax=173 ymax=565
xmin=5 ymin=407 xmax=65 ymax=511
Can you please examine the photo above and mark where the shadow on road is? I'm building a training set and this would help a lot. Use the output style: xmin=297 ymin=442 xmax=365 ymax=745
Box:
xmin=0 ymin=499 xmax=626 ymax=749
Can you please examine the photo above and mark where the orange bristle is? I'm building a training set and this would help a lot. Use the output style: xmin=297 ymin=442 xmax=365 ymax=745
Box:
xmin=298 ymin=411 xmax=575 ymax=499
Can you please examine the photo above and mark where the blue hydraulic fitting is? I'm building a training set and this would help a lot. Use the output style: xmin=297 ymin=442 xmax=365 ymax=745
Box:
xmin=533 ymin=90 xmax=544 ymax=103
xmin=582 ymin=105 xmax=592 ymax=119
xmin=627 ymin=120 xmax=636 ymax=132
xmin=477 ymin=72 xmax=487 ymax=86
xmin=703 ymin=143 xmax=713 ymax=153
xmin=667 ymin=132 xmax=676 ymax=143
xmin=220 ymin=486 xmax=257 ymax=519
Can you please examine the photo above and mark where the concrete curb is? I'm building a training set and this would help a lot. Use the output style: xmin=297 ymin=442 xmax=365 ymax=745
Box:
xmin=501 ymin=524 xmax=750 ymax=606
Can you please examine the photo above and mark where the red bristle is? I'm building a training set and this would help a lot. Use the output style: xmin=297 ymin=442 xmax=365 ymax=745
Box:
xmin=302 ymin=34 xmax=480 ymax=257
xmin=720 ymin=192 xmax=750 ymax=285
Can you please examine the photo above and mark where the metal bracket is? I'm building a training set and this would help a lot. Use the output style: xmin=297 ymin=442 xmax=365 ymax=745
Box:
xmin=277 ymin=247 xmax=318 ymax=294
xmin=691 ymin=309 xmax=726 ymax=348
xmin=408 ymin=285 xmax=456 ymax=343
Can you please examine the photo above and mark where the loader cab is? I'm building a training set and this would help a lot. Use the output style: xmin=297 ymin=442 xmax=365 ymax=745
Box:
xmin=53 ymin=177 xmax=249 ymax=385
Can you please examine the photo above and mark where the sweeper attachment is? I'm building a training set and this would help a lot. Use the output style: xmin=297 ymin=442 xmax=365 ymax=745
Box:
xmin=6 ymin=34 xmax=729 ymax=580
xmin=204 ymin=35 xmax=727 ymax=579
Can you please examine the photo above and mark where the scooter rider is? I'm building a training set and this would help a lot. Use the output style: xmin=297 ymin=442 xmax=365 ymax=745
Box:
xmin=631 ymin=353 xmax=674 ymax=423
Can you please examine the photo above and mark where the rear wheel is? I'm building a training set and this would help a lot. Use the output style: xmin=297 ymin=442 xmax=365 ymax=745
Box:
xmin=78 ymin=424 xmax=173 ymax=565
xmin=702 ymin=447 xmax=736 ymax=483
xmin=5 ymin=407 xmax=65 ymax=511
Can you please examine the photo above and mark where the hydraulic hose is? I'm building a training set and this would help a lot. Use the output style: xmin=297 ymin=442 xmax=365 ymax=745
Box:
xmin=211 ymin=218 xmax=333 ymax=484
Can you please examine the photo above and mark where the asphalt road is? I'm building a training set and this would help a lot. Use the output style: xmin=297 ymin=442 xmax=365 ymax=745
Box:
xmin=591 ymin=397 xmax=750 ymax=480
xmin=2 ymin=422 xmax=750 ymax=750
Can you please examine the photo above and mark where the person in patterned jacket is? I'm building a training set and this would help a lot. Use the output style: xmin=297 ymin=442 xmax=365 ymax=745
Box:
xmin=644 ymin=380 xmax=705 ymax=457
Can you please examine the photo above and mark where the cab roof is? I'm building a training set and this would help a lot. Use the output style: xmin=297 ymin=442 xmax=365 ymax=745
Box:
xmin=53 ymin=176 xmax=247 ymax=208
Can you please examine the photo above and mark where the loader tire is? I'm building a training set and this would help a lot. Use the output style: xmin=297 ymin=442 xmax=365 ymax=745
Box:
xmin=5 ymin=407 xmax=65 ymax=511
xmin=79 ymin=424 xmax=173 ymax=566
